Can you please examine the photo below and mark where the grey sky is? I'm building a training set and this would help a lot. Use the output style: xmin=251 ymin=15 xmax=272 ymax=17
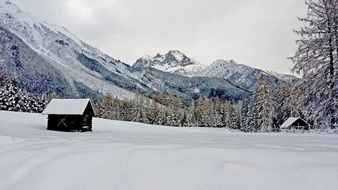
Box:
xmin=12 ymin=0 xmax=307 ymax=74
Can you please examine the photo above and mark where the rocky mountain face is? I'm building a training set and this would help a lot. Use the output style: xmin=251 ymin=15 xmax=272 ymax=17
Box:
xmin=199 ymin=59 xmax=298 ymax=91
xmin=134 ymin=50 xmax=206 ymax=76
xmin=130 ymin=66 xmax=250 ymax=101
xmin=199 ymin=59 xmax=263 ymax=91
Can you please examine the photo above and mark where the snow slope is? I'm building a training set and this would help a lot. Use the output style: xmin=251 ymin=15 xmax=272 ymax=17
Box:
xmin=265 ymin=70 xmax=299 ymax=84
xmin=200 ymin=59 xmax=263 ymax=90
xmin=0 ymin=0 xmax=142 ymax=99
xmin=1 ymin=110 xmax=338 ymax=190
xmin=202 ymin=60 xmax=299 ymax=86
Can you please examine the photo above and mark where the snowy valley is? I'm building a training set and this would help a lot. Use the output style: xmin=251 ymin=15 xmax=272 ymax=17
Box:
xmin=0 ymin=0 xmax=337 ymax=188
xmin=1 ymin=110 xmax=338 ymax=190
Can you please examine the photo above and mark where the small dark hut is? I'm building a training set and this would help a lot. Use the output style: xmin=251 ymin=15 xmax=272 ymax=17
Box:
xmin=280 ymin=117 xmax=310 ymax=131
xmin=42 ymin=99 xmax=95 ymax=132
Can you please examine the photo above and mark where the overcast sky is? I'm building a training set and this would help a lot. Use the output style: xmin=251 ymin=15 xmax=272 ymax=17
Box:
xmin=12 ymin=0 xmax=307 ymax=74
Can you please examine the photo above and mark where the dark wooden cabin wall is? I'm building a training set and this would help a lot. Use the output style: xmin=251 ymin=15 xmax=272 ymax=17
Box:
xmin=291 ymin=119 xmax=309 ymax=130
xmin=48 ymin=115 xmax=83 ymax=131
xmin=46 ymin=102 xmax=95 ymax=132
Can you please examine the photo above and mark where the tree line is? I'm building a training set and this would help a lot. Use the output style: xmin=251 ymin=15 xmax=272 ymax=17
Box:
xmin=98 ymin=74 xmax=301 ymax=132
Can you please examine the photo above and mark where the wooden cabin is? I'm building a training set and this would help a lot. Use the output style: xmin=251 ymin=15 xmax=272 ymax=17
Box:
xmin=280 ymin=117 xmax=310 ymax=131
xmin=42 ymin=99 xmax=95 ymax=132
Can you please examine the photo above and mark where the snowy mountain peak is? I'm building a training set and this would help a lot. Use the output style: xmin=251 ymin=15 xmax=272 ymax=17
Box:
xmin=141 ymin=55 xmax=153 ymax=60
xmin=133 ymin=50 xmax=206 ymax=76
xmin=210 ymin=59 xmax=238 ymax=67
xmin=166 ymin=50 xmax=186 ymax=62
xmin=0 ymin=0 xmax=84 ymax=49
xmin=203 ymin=59 xmax=255 ymax=78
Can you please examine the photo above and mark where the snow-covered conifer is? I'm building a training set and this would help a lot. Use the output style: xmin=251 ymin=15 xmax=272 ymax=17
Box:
xmin=291 ymin=0 xmax=338 ymax=129
xmin=0 ymin=77 xmax=46 ymax=113
xmin=252 ymin=74 xmax=274 ymax=132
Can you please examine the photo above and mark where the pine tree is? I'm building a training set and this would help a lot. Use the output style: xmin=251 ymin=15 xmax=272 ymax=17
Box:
xmin=0 ymin=78 xmax=46 ymax=113
xmin=246 ymin=98 xmax=257 ymax=132
xmin=252 ymin=74 xmax=274 ymax=132
xmin=224 ymin=101 xmax=235 ymax=129
xmin=195 ymin=96 xmax=210 ymax=127
xmin=210 ymin=97 xmax=222 ymax=128
xmin=219 ymin=101 xmax=228 ymax=128
xmin=119 ymin=100 xmax=134 ymax=121
xmin=291 ymin=0 xmax=338 ymax=129
xmin=239 ymin=100 xmax=249 ymax=131
xmin=99 ymin=94 xmax=117 ymax=119
xmin=133 ymin=94 xmax=148 ymax=124
xmin=232 ymin=102 xmax=241 ymax=130
xmin=147 ymin=100 xmax=162 ymax=125
xmin=185 ymin=100 xmax=197 ymax=127
xmin=275 ymin=83 xmax=293 ymax=129
xmin=290 ymin=85 xmax=303 ymax=118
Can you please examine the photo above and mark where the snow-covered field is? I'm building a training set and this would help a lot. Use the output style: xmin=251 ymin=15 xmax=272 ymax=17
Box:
xmin=0 ymin=111 xmax=338 ymax=190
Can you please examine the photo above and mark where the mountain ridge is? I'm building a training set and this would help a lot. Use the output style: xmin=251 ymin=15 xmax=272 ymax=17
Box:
xmin=0 ymin=0 xmax=294 ymax=102
xmin=134 ymin=53 xmax=299 ymax=91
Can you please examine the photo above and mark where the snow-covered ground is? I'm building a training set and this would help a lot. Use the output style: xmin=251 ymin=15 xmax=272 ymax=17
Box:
xmin=0 ymin=111 xmax=338 ymax=190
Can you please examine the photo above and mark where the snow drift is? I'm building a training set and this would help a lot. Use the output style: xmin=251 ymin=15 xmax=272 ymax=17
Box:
xmin=0 ymin=111 xmax=338 ymax=190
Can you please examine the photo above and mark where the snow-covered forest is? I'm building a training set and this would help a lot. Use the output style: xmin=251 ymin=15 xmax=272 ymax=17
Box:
xmin=98 ymin=74 xmax=301 ymax=132
xmin=0 ymin=75 xmax=300 ymax=132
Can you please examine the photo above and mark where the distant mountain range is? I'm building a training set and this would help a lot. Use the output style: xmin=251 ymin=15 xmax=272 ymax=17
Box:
xmin=0 ymin=0 xmax=297 ymax=102
xmin=133 ymin=51 xmax=298 ymax=91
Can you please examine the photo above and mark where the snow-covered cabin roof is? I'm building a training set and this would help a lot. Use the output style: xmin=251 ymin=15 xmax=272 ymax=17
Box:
xmin=280 ymin=117 xmax=309 ymax=129
xmin=42 ymin=99 xmax=94 ymax=115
